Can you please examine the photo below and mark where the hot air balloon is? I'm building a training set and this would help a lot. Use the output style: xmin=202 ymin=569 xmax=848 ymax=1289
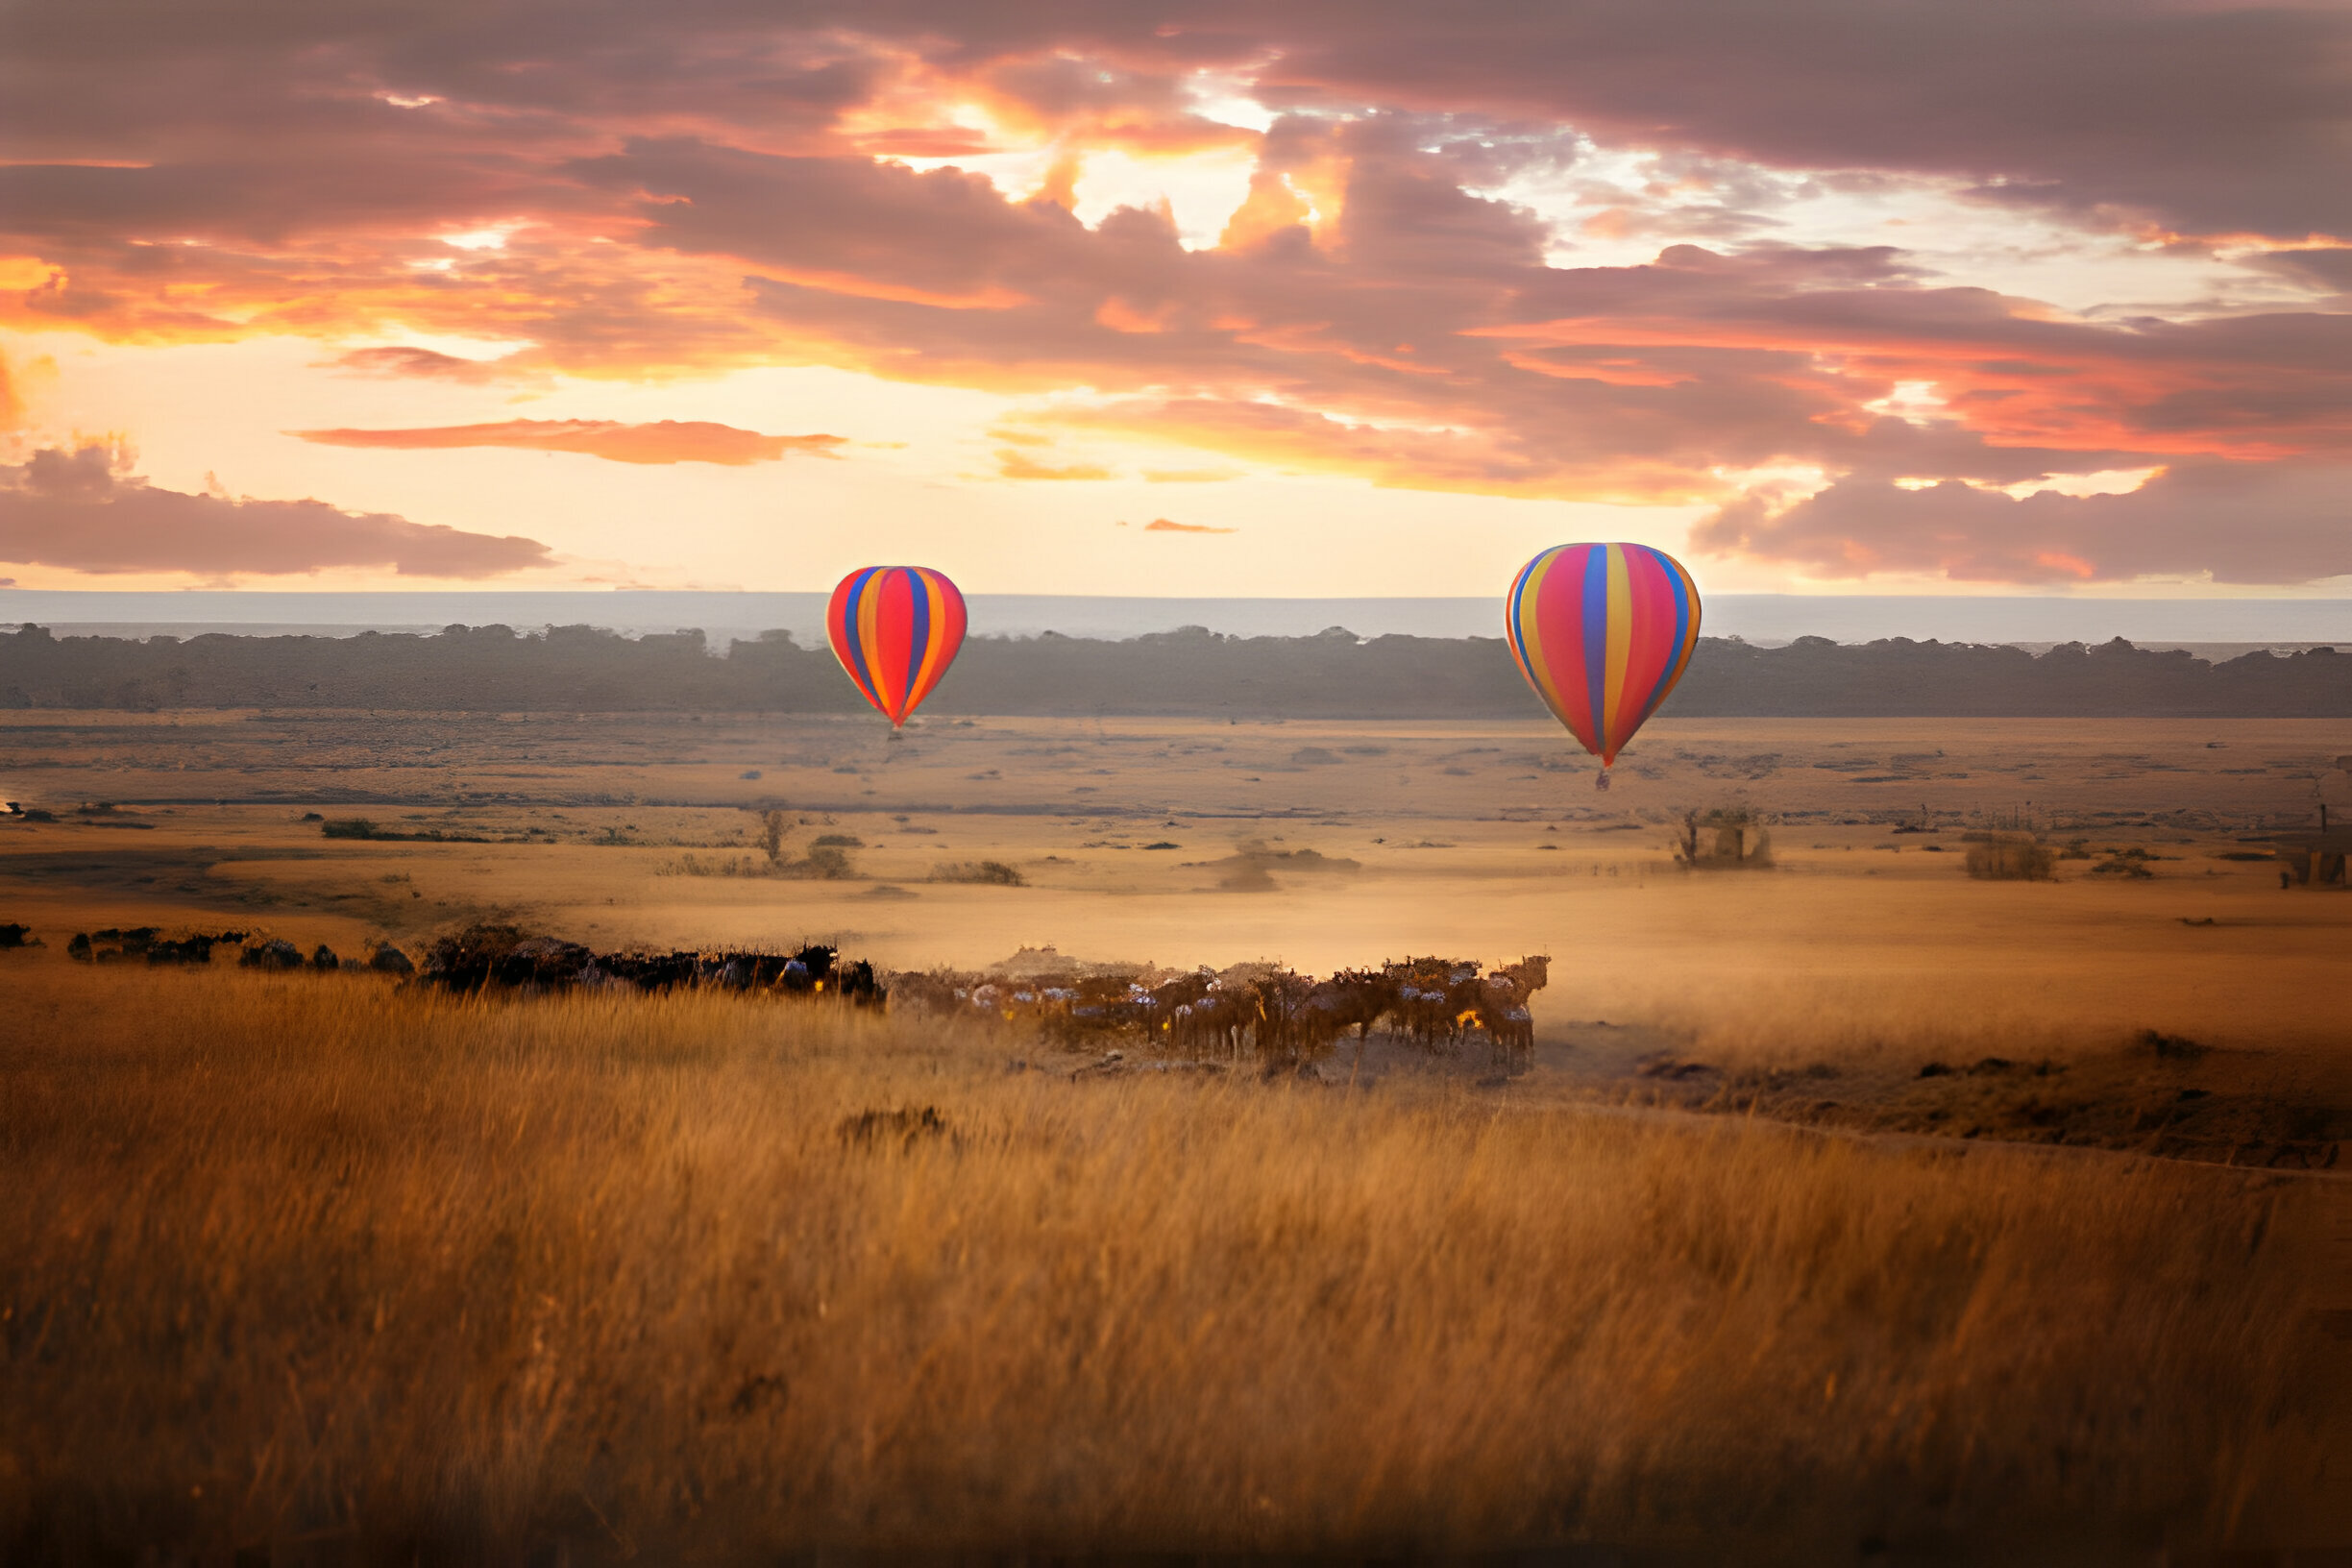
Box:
xmin=827 ymin=565 xmax=968 ymax=727
xmin=1506 ymin=543 xmax=1701 ymax=790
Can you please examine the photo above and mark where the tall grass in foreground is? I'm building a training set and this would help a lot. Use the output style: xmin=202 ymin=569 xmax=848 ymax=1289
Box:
xmin=0 ymin=967 xmax=2338 ymax=1561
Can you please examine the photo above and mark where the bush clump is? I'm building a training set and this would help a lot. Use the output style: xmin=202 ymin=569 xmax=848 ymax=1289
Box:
xmin=788 ymin=845 xmax=859 ymax=880
xmin=928 ymin=860 xmax=1027 ymax=887
xmin=2091 ymin=848 xmax=2156 ymax=879
xmin=1966 ymin=835 xmax=2055 ymax=881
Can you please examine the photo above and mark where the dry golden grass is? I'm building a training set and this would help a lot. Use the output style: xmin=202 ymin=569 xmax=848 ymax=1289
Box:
xmin=1573 ymin=970 xmax=2244 ymax=1076
xmin=12 ymin=713 xmax=2352 ymax=982
xmin=3 ymin=966 xmax=2342 ymax=1562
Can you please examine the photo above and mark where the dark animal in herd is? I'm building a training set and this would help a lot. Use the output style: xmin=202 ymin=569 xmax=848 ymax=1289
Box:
xmin=35 ymin=917 xmax=1547 ymax=1062
xmin=414 ymin=924 xmax=884 ymax=1004
xmin=54 ymin=927 xmax=407 ymax=971
xmin=63 ymin=926 xmax=251 ymax=966
xmin=893 ymin=953 xmax=1552 ymax=1067
xmin=46 ymin=920 xmax=880 ymax=1002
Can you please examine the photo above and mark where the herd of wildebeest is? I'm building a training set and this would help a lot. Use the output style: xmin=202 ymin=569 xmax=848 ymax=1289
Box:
xmin=0 ymin=919 xmax=1551 ymax=1066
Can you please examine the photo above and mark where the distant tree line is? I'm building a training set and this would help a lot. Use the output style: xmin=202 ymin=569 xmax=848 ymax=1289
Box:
xmin=3 ymin=621 xmax=2350 ymax=717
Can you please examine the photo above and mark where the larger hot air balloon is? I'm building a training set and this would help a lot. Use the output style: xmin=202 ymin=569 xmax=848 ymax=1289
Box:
xmin=827 ymin=566 xmax=968 ymax=727
xmin=1506 ymin=543 xmax=1701 ymax=788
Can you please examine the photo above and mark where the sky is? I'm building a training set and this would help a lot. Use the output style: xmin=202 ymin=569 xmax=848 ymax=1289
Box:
xmin=1 ymin=0 xmax=2348 ymax=600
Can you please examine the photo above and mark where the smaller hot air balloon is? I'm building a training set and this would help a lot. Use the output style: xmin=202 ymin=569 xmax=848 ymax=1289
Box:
xmin=827 ymin=566 xmax=968 ymax=727
xmin=1506 ymin=543 xmax=1701 ymax=790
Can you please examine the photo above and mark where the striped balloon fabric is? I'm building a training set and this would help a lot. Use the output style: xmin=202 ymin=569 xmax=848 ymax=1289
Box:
xmin=1506 ymin=543 xmax=1702 ymax=770
xmin=826 ymin=566 xmax=968 ymax=727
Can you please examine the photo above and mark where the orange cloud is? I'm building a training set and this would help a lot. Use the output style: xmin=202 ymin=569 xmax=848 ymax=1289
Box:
xmin=0 ymin=350 xmax=27 ymax=430
xmin=749 ymin=268 xmax=1030 ymax=311
xmin=328 ymin=347 xmax=521 ymax=384
xmin=1219 ymin=168 xmax=1312 ymax=252
xmin=290 ymin=420 xmax=845 ymax=466
xmin=1046 ymin=398 xmax=1721 ymax=505
xmin=996 ymin=449 xmax=1113 ymax=480
xmin=1094 ymin=295 xmax=1175 ymax=333
xmin=1475 ymin=278 xmax=2352 ymax=461
xmin=850 ymin=128 xmax=999 ymax=159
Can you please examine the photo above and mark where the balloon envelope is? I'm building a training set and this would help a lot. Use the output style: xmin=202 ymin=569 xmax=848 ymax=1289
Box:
xmin=1506 ymin=543 xmax=1701 ymax=766
xmin=827 ymin=566 xmax=968 ymax=726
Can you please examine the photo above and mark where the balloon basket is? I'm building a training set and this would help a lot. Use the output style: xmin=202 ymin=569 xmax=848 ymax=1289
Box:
xmin=1595 ymin=769 xmax=1611 ymax=793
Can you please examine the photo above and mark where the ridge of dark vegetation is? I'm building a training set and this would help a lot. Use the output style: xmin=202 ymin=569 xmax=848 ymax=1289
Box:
xmin=5 ymin=622 xmax=2352 ymax=717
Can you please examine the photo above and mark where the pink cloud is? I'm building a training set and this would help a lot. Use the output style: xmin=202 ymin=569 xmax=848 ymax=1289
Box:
xmin=0 ymin=445 xmax=552 ymax=577
xmin=327 ymin=347 xmax=519 ymax=384
xmin=1694 ymin=461 xmax=2352 ymax=585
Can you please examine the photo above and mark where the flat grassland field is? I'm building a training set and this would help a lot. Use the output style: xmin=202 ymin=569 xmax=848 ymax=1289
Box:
xmin=9 ymin=712 xmax=2352 ymax=1068
xmin=3 ymin=710 xmax=2350 ymax=1560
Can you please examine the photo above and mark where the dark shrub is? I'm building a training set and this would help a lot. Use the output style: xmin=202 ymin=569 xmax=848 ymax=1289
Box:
xmin=1966 ymin=836 xmax=2054 ymax=881
xmin=786 ymin=845 xmax=857 ymax=880
xmin=928 ymin=860 xmax=1026 ymax=886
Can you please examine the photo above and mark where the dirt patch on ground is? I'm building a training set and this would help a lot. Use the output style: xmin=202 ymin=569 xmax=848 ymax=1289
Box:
xmin=1537 ymin=1030 xmax=2349 ymax=1173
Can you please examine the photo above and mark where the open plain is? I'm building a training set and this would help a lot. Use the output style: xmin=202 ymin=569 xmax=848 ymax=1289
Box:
xmin=7 ymin=711 xmax=2352 ymax=1091
xmin=4 ymin=709 xmax=2351 ymax=1561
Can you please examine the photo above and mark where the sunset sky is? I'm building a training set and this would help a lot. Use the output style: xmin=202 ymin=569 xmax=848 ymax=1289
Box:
xmin=2 ymin=0 xmax=2348 ymax=599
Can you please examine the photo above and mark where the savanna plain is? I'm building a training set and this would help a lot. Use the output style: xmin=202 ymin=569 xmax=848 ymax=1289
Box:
xmin=3 ymin=710 xmax=2349 ymax=1563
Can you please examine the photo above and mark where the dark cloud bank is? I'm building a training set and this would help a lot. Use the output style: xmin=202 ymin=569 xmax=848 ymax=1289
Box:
xmin=0 ymin=446 xmax=552 ymax=577
xmin=7 ymin=0 xmax=2348 ymax=238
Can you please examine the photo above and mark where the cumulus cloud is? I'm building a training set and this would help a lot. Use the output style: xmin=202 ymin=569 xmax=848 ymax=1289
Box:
xmin=1208 ymin=0 xmax=2352 ymax=241
xmin=291 ymin=419 xmax=845 ymax=465
xmin=593 ymin=134 xmax=2351 ymax=495
xmin=7 ymin=1 xmax=2347 ymax=241
xmin=0 ymin=444 xmax=553 ymax=577
xmin=1693 ymin=461 xmax=2352 ymax=585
